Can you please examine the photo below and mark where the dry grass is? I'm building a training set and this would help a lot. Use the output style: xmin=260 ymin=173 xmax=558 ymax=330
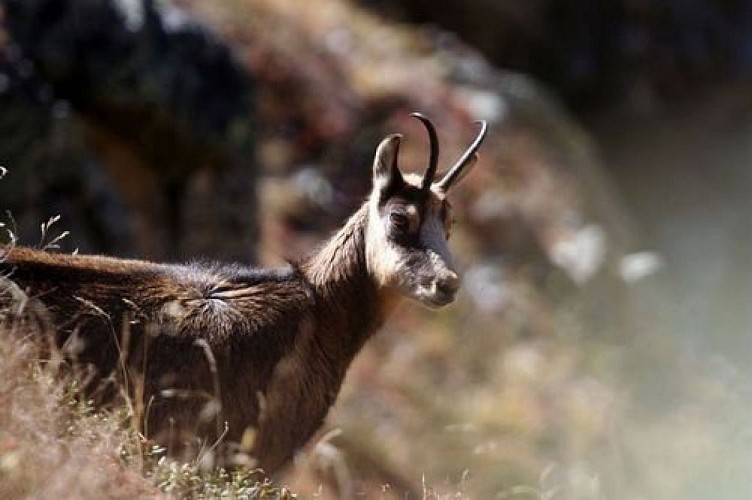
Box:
xmin=0 ymin=326 xmax=153 ymax=498
xmin=0 ymin=280 xmax=296 ymax=499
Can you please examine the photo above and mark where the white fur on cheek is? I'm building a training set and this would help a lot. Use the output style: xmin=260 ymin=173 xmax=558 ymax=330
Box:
xmin=366 ymin=200 xmax=404 ymax=287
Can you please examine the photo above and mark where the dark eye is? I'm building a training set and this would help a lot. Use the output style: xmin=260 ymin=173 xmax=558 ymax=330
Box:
xmin=389 ymin=212 xmax=410 ymax=232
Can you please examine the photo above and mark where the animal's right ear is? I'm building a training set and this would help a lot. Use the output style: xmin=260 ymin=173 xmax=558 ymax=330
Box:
xmin=372 ymin=134 xmax=404 ymax=201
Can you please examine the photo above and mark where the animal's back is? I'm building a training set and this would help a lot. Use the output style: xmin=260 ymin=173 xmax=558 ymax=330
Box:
xmin=0 ymin=246 xmax=310 ymax=345
xmin=0 ymin=245 xmax=312 ymax=460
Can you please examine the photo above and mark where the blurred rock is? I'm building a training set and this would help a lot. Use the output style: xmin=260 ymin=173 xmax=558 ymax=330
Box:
xmin=361 ymin=0 xmax=752 ymax=109
xmin=1 ymin=0 xmax=257 ymax=260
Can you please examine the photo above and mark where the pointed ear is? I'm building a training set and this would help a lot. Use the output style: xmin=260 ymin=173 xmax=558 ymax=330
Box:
xmin=372 ymin=134 xmax=404 ymax=200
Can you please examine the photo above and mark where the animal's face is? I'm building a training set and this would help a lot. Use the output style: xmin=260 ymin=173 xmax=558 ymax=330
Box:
xmin=368 ymin=172 xmax=459 ymax=308
xmin=366 ymin=115 xmax=487 ymax=308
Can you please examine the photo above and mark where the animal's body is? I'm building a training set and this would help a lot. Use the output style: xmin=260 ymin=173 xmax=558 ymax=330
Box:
xmin=0 ymin=114 xmax=486 ymax=473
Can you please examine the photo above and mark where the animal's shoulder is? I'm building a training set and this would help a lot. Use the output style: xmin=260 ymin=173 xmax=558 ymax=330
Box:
xmin=173 ymin=261 xmax=310 ymax=300
xmin=155 ymin=262 xmax=313 ymax=341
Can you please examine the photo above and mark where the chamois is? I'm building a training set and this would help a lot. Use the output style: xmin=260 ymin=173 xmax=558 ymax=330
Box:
xmin=0 ymin=113 xmax=487 ymax=474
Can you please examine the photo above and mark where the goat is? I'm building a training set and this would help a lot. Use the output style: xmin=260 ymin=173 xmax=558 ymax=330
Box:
xmin=0 ymin=113 xmax=487 ymax=474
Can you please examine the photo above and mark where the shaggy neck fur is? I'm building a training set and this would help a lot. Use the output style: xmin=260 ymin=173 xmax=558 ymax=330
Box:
xmin=251 ymin=203 xmax=398 ymax=472
xmin=299 ymin=202 xmax=395 ymax=355
xmin=301 ymin=204 xmax=369 ymax=291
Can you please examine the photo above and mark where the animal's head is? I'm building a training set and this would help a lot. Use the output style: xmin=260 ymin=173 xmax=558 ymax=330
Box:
xmin=366 ymin=113 xmax=487 ymax=308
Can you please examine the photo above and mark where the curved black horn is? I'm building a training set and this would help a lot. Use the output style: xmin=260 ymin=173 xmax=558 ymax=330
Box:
xmin=437 ymin=120 xmax=488 ymax=191
xmin=410 ymin=112 xmax=440 ymax=192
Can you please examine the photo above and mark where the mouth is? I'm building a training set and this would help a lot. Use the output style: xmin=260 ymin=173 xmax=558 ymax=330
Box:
xmin=415 ymin=287 xmax=456 ymax=308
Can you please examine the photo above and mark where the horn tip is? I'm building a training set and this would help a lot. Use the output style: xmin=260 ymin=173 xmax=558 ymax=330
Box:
xmin=410 ymin=112 xmax=432 ymax=125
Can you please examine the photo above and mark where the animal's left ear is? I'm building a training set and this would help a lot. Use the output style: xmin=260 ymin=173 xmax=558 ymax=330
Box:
xmin=372 ymin=134 xmax=404 ymax=201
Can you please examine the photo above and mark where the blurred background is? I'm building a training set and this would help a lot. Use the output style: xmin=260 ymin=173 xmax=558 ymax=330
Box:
xmin=1 ymin=0 xmax=751 ymax=498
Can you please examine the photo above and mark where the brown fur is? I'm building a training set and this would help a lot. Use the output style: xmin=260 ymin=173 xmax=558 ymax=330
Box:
xmin=0 ymin=116 xmax=486 ymax=474
xmin=0 ymin=204 xmax=388 ymax=473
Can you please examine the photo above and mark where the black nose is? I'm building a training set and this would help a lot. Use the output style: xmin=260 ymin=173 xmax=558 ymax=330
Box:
xmin=435 ymin=272 xmax=460 ymax=296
